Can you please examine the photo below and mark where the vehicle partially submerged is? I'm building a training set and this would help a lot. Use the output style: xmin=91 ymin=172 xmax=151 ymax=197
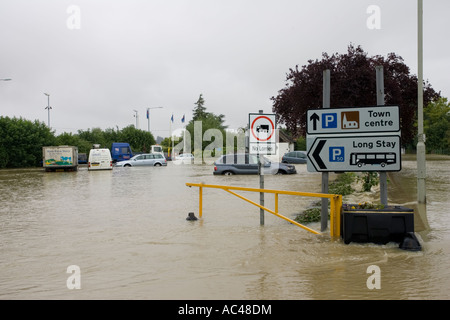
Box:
xmin=213 ymin=153 xmax=296 ymax=175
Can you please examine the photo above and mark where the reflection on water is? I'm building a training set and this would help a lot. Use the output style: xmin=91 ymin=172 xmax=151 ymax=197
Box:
xmin=1 ymin=159 xmax=450 ymax=299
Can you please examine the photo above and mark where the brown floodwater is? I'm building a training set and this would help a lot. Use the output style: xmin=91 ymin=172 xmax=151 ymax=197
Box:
xmin=1 ymin=157 xmax=449 ymax=299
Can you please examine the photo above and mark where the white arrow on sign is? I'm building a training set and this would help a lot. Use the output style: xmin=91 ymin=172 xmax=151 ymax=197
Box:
xmin=307 ymin=135 xmax=402 ymax=172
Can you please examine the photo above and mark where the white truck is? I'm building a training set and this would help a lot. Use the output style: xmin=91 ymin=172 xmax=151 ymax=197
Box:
xmin=42 ymin=146 xmax=78 ymax=172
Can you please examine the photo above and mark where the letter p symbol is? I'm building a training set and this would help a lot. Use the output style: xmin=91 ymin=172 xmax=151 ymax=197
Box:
xmin=322 ymin=113 xmax=337 ymax=129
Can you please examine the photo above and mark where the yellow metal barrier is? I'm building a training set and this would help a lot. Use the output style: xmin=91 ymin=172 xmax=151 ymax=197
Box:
xmin=186 ymin=183 xmax=342 ymax=237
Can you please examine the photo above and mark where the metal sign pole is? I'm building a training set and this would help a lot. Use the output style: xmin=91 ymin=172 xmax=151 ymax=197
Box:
xmin=376 ymin=66 xmax=388 ymax=206
xmin=321 ymin=70 xmax=330 ymax=232
xmin=258 ymin=110 xmax=265 ymax=226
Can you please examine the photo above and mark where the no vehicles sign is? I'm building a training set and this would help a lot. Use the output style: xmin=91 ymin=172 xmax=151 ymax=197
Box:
xmin=249 ymin=113 xmax=276 ymax=155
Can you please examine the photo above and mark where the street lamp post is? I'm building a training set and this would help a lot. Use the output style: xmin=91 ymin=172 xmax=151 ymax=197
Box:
xmin=146 ymin=107 xmax=163 ymax=133
xmin=44 ymin=93 xmax=52 ymax=128
xmin=133 ymin=109 xmax=139 ymax=129
xmin=417 ymin=0 xmax=426 ymax=204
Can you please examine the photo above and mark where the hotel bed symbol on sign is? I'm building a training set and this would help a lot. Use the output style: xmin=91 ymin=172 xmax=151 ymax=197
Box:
xmin=341 ymin=111 xmax=360 ymax=129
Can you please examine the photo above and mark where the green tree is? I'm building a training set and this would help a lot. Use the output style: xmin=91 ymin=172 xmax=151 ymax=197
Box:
xmin=184 ymin=94 xmax=228 ymax=159
xmin=55 ymin=132 xmax=91 ymax=154
xmin=119 ymin=125 xmax=156 ymax=152
xmin=0 ymin=116 xmax=55 ymax=168
xmin=271 ymin=44 xmax=441 ymax=146
xmin=77 ymin=127 xmax=108 ymax=148
xmin=423 ymin=97 xmax=450 ymax=154
xmin=193 ymin=94 xmax=207 ymax=120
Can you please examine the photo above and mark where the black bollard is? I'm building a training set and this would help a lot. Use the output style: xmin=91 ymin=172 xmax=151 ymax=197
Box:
xmin=399 ymin=232 xmax=422 ymax=251
xmin=186 ymin=212 xmax=198 ymax=221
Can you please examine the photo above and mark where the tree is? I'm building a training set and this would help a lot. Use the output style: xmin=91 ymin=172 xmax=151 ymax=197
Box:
xmin=423 ymin=97 xmax=450 ymax=154
xmin=119 ymin=125 xmax=156 ymax=152
xmin=0 ymin=116 xmax=55 ymax=168
xmin=271 ymin=44 xmax=441 ymax=146
xmin=184 ymin=94 xmax=228 ymax=157
xmin=193 ymin=94 xmax=207 ymax=120
xmin=56 ymin=132 xmax=91 ymax=154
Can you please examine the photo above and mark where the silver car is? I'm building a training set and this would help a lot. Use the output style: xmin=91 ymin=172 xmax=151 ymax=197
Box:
xmin=115 ymin=153 xmax=167 ymax=167
xmin=213 ymin=153 xmax=296 ymax=175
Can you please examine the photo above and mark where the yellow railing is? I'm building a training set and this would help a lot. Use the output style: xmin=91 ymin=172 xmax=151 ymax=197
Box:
xmin=186 ymin=183 xmax=342 ymax=237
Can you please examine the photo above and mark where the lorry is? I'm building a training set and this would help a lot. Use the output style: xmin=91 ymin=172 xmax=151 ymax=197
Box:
xmin=111 ymin=142 xmax=133 ymax=163
xmin=42 ymin=146 xmax=78 ymax=172
xmin=151 ymin=145 xmax=164 ymax=156
xmin=111 ymin=143 xmax=165 ymax=163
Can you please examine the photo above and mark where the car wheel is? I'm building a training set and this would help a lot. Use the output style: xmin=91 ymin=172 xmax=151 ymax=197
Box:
xmin=276 ymin=170 xmax=286 ymax=175
xmin=124 ymin=164 xmax=131 ymax=167
xmin=154 ymin=163 xmax=161 ymax=167
xmin=223 ymin=171 xmax=234 ymax=176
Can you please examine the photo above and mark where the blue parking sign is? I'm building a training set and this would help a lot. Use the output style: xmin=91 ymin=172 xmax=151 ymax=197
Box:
xmin=329 ymin=147 xmax=345 ymax=162
xmin=322 ymin=113 xmax=337 ymax=129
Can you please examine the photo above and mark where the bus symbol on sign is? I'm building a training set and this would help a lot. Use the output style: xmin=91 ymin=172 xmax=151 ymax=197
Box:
xmin=350 ymin=152 xmax=397 ymax=168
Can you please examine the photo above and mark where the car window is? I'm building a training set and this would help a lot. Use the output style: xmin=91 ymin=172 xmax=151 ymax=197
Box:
xmin=146 ymin=154 xmax=155 ymax=159
xmin=237 ymin=154 xmax=246 ymax=164
xmin=136 ymin=155 xmax=144 ymax=161
xmin=223 ymin=155 xmax=236 ymax=164
xmin=248 ymin=154 xmax=258 ymax=165
xmin=298 ymin=152 xmax=306 ymax=159
xmin=155 ymin=154 xmax=163 ymax=159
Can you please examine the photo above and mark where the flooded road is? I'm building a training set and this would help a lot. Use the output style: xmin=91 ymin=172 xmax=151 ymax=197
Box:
xmin=1 ymin=157 xmax=450 ymax=300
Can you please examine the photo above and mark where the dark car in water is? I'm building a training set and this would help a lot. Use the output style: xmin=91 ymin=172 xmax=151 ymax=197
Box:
xmin=281 ymin=151 xmax=307 ymax=164
xmin=213 ymin=153 xmax=296 ymax=175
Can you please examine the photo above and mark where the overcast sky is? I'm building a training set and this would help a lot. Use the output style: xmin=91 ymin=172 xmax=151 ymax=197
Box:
xmin=1 ymin=0 xmax=449 ymax=138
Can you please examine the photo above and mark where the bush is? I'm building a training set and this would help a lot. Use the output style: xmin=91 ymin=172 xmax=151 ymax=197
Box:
xmin=295 ymin=172 xmax=356 ymax=223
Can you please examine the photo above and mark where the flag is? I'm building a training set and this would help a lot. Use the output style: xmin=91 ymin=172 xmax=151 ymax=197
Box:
xmin=181 ymin=114 xmax=185 ymax=123
xmin=146 ymin=109 xmax=149 ymax=119
xmin=171 ymin=114 xmax=174 ymax=123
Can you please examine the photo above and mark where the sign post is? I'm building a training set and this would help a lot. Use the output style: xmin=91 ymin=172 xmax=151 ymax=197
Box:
xmin=376 ymin=66 xmax=388 ymax=206
xmin=249 ymin=111 xmax=277 ymax=226
xmin=321 ymin=70 xmax=330 ymax=232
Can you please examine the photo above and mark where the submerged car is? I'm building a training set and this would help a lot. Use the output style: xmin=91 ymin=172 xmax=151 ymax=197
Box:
xmin=115 ymin=153 xmax=167 ymax=167
xmin=281 ymin=151 xmax=307 ymax=164
xmin=174 ymin=153 xmax=194 ymax=164
xmin=213 ymin=153 xmax=296 ymax=175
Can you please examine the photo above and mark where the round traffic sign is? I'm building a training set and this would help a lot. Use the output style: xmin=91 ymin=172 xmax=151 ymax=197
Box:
xmin=251 ymin=115 xmax=275 ymax=142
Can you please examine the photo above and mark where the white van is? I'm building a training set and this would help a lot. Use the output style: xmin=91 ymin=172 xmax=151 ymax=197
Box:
xmin=88 ymin=148 xmax=113 ymax=171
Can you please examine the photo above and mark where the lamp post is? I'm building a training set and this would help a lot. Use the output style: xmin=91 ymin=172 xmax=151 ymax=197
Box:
xmin=44 ymin=93 xmax=52 ymax=128
xmin=146 ymin=107 xmax=163 ymax=133
xmin=133 ymin=109 xmax=139 ymax=129
xmin=417 ymin=0 xmax=426 ymax=204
